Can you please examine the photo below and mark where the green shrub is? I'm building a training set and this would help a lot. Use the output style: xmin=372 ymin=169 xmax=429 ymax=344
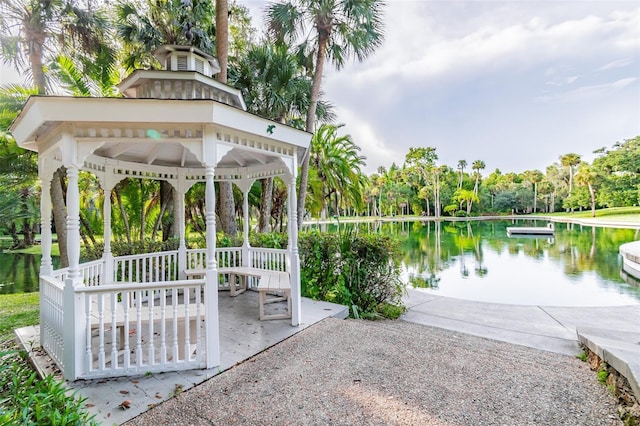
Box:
xmin=299 ymin=229 xmax=405 ymax=319
xmin=81 ymin=237 xmax=180 ymax=260
xmin=0 ymin=350 xmax=97 ymax=425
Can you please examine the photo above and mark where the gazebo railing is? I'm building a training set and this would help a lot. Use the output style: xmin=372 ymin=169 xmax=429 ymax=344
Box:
xmin=77 ymin=279 xmax=206 ymax=379
xmin=52 ymin=259 xmax=104 ymax=286
xmin=249 ymin=247 xmax=288 ymax=272
xmin=40 ymin=275 xmax=65 ymax=371
xmin=40 ymin=246 xmax=289 ymax=379
xmin=185 ymin=247 xmax=243 ymax=269
xmin=114 ymin=251 xmax=179 ymax=283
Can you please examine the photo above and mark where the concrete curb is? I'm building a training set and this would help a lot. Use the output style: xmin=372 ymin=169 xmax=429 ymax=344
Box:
xmin=577 ymin=327 xmax=640 ymax=400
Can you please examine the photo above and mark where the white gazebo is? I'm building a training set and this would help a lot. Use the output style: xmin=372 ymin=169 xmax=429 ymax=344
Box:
xmin=9 ymin=45 xmax=311 ymax=380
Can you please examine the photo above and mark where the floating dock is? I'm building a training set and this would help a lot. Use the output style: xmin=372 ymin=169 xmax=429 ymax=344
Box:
xmin=507 ymin=223 xmax=555 ymax=237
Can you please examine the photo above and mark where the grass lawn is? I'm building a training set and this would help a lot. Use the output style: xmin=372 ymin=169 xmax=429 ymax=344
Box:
xmin=3 ymin=243 xmax=60 ymax=256
xmin=542 ymin=206 xmax=640 ymax=222
xmin=0 ymin=292 xmax=39 ymax=343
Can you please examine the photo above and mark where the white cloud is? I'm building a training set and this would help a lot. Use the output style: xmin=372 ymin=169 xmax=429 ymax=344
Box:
xmin=598 ymin=57 xmax=634 ymax=71
xmin=332 ymin=107 xmax=404 ymax=175
xmin=341 ymin=5 xmax=639 ymax=90
xmin=536 ymin=77 xmax=638 ymax=103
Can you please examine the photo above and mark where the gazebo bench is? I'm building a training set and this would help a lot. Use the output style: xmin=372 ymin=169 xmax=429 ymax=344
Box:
xmin=184 ymin=267 xmax=291 ymax=320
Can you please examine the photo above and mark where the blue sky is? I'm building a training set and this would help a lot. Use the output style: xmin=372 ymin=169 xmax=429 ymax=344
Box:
xmin=2 ymin=0 xmax=638 ymax=176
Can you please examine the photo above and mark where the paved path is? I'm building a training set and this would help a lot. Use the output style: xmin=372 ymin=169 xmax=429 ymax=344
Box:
xmin=402 ymin=288 xmax=640 ymax=402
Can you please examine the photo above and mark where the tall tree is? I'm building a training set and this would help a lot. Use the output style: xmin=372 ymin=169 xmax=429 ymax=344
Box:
xmin=457 ymin=159 xmax=467 ymax=190
xmin=522 ymin=169 xmax=544 ymax=213
xmin=1 ymin=0 xmax=112 ymax=267
xmin=229 ymin=41 xmax=334 ymax=231
xmin=559 ymin=153 xmax=581 ymax=195
xmin=471 ymin=160 xmax=485 ymax=197
xmin=267 ymin=0 xmax=385 ymax=228
xmin=309 ymin=124 xmax=367 ymax=219
xmin=575 ymin=163 xmax=598 ymax=217
xmin=116 ymin=0 xmax=215 ymax=71
xmin=214 ymin=0 xmax=238 ymax=235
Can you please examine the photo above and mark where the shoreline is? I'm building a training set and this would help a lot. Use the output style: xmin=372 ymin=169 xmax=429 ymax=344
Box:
xmin=303 ymin=213 xmax=640 ymax=230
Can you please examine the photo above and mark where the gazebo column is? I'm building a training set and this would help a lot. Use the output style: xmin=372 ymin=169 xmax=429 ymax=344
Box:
xmin=204 ymin=166 xmax=220 ymax=368
xmin=38 ymin=165 xmax=53 ymax=276
xmin=287 ymin=175 xmax=302 ymax=326
xmin=102 ymin=180 xmax=114 ymax=282
xmin=63 ymin=163 xmax=85 ymax=380
xmin=175 ymin=177 xmax=187 ymax=279
xmin=38 ymin=165 xmax=53 ymax=350
xmin=238 ymin=179 xmax=254 ymax=267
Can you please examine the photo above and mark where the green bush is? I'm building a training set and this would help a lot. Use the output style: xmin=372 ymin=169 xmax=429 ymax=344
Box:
xmin=81 ymin=237 xmax=180 ymax=260
xmin=299 ymin=229 xmax=405 ymax=319
xmin=0 ymin=350 xmax=97 ymax=425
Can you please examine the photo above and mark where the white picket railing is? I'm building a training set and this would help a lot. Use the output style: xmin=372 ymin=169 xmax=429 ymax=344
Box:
xmin=185 ymin=247 xmax=243 ymax=269
xmin=77 ymin=279 xmax=206 ymax=378
xmin=249 ymin=247 xmax=289 ymax=272
xmin=40 ymin=275 xmax=65 ymax=370
xmin=51 ymin=259 xmax=104 ymax=286
xmin=114 ymin=251 xmax=179 ymax=284
xmin=40 ymin=246 xmax=289 ymax=379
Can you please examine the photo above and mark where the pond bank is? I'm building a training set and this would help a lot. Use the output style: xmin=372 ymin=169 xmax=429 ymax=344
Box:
xmin=304 ymin=214 xmax=640 ymax=229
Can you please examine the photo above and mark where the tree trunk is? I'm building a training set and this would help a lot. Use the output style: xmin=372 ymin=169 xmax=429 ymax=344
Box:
xmin=79 ymin=212 xmax=97 ymax=246
xmin=114 ymin=184 xmax=132 ymax=245
xmin=215 ymin=0 xmax=229 ymax=83
xmin=51 ymin=169 xmax=69 ymax=268
xmin=258 ymin=178 xmax=273 ymax=232
xmin=218 ymin=182 xmax=237 ymax=236
xmin=588 ymin=184 xmax=596 ymax=217
xmin=159 ymin=181 xmax=174 ymax=241
xmin=214 ymin=0 xmax=236 ymax=236
xmin=298 ymin=32 xmax=329 ymax=229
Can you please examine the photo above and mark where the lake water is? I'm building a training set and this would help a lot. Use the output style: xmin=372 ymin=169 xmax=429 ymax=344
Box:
xmin=313 ymin=219 xmax=640 ymax=307
xmin=0 ymin=241 xmax=59 ymax=294
xmin=2 ymin=219 xmax=639 ymax=306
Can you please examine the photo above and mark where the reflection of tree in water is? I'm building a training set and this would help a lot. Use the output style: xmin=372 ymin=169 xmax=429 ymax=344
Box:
xmin=409 ymin=273 xmax=440 ymax=289
xmin=309 ymin=219 xmax=639 ymax=296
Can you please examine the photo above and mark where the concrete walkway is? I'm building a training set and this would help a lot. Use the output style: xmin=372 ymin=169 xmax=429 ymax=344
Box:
xmin=401 ymin=288 xmax=640 ymax=401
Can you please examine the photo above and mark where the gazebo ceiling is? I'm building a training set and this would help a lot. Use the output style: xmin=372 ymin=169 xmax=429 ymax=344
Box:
xmin=10 ymin=96 xmax=310 ymax=178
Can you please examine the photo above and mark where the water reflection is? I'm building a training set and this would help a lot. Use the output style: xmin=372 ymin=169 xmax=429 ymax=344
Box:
xmin=308 ymin=219 xmax=640 ymax=306
xmin=0 ymin=241 xmax=60 ymax=294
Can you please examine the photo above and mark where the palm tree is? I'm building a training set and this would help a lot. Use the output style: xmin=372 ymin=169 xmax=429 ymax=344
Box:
xmin=229 ymin=41 xmax=334 ymax=231
xmin=454 ymin=189 xmax=479 ymax=215
xmin=116 ymin=0 xmax=215 ymax=71
xmin=266 ymin=0 xmax=385 ymax=228
xmin=522 ymin=170 xmax=544 ymax=213
xmin=1 ymin=0 xmax=112 ymax=267
xmin=560 ymin=153 xmax=581 ymax=195
xmin=309 ymin=124 xmax=367 ymax=219
xmin=214 ymin=0 xmax=238 ymax=236
xmin=472 ymin=160 xmax=485 ymax=197
xmin=0 ymin=0 xmax=111 ymax=93
xmin=457 ymin=160 xmax=467 ymax=190
xmin=575 ymin=163 xmax=598 ymax=217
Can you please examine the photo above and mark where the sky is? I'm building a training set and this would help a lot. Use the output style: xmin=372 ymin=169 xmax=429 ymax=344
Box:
xmin=240 ymin=0 xmax=640 ymax=175
xmin=2 ymin=0 xmax=639 ymax=176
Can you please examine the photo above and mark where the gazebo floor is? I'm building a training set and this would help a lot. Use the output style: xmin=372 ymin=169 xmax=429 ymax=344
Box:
xmin=15 ymin=291 xmax=348 ymax=425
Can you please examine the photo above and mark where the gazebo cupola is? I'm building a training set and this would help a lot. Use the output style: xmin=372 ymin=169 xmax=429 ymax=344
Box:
xmin=117 ymin=45 xmax=246 ymax=109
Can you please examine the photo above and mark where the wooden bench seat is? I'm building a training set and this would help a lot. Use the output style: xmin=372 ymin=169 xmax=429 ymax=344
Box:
xmin=184 ymin=267 xmax=291 ymax=320
xmin=256 ymin=271 xmax=291 ymax=320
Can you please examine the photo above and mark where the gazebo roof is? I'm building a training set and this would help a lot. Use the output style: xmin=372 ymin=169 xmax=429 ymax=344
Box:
xmin=9 ymin=45 xmax=310 ymax=182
